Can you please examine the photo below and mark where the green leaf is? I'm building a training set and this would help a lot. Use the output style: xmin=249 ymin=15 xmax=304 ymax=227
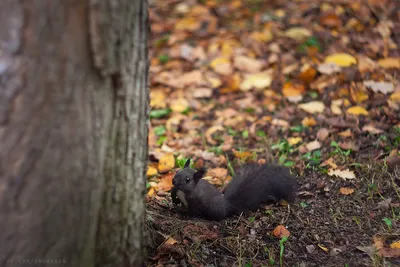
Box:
xmin=284 ymin=161 xmax=295 ymax=167
xmin=150 ymin=108 xmax=171 ymax=119
xmin=158 ymin=54 xmax=169 ymax=64
xmin=242 ymin=130 xmax=249 ymax=139
xmin=300 ymin=202 xmax=308 ymax=208
xmin=248 ymin=216 xmax=255 ymax=223
xmin=290 ymin=125 xmax=305 ymax=132
xmin=256 ymin=130 xmax=266 ymax=137
xmin=154 ymin=125 xmax=166 ymax=136
xmin=156 ymin=136 xmax=167 ymax=146
xmin=383 ymin=217 xmax=392 ymax=230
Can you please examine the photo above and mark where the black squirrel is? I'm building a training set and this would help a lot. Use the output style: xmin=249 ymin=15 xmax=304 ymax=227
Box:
xmin=171 ymin=159 xmax=298 ymax=221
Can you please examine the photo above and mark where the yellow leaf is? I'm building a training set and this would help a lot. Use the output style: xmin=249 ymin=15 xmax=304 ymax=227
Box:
xmin=240 ymin=71 xmax=272 ymax=91
xmin=165 ymin=236 xmax=178 ymax=245
xmin=318 ymin=244 xmax=329 ymax=253
xmin=233 ymin=150 xmax=253 ymax=160
xmin=284 ymin=27 xmax=312 ymax=41
xmin=147 ymin=166 xmax=158 ymax=177
xmin=147 ymin=187 xmax=155 ymax=197
xmin=210 ymin=57 xmax=233 ymax=75
xmin=175 ymin=17 xmax=201 ymax=31
xmin=298 ymin=101 xmax=325 ymax=114
xmin=347 ymin=106 xmax=369 ymax=116
xmin=170 ymin=98 xmax=189 ymax=113
xmin=302 ymin=117 xmax=317 ymax=127
xmin=378 ymin=58 xmax=400 ymax=69
xmin=325 ymin=53 xmax=357 ymax=67
xmin=390 ymin=241 xmax=400 ymax=249
xmin=158 ymin=153 xmax=175 ymax=173
xmin=288 ymin=137 xmax=302 ymax=146
xmin=150 ymin=90 xmax=167 ymax=109
xmin=340 ymin=187 xmax=355 ymax=195
xmin=389 ymin=92 xmax=400 ymax=102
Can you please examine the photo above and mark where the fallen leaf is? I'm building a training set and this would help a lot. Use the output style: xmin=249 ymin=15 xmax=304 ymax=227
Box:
xmin=339 ymin=141 xmax=359 ymax=151
xmin=318 ymin=244 xmax=329 ymax=253
xmin=208 ymin=168 xmax=228 ymax=178
xmin=306 ymin=140 xmax=321 ymax=151
xmin=176 ymin=70 xmax=204 ymax=88
xmin=284 ymin=27 xmax=312 ymax=41
xmin=150 ymin=89 xmax=167 ymax=109
xmin=158 ymin=153 xmax=175 ymax=173
xmin=362 ymin=125 xmax=383 ymax=134
xmin=240 ymin=71 xmax=273 ymax=91
xmin=298 ymin=67 xmax=317 ymax=83
xmin=317 ymin=128 xmax=330 ymax=141
xmin=165 ymin=237 xmax=178 ymax=245
xmin=325 ymin=53 xmax=357 ymax=67
xmin=192 ymin=87 xmax=213 ymax=98
xmin=233 ymin=150 xmax=253 ymax=160
xmin=320 ymin=158 xmax=337 ymax=169
xmin=317 ymin=63 xmax=342 ymax=75
xmin=147 ymin=187 xmax=155 ymax=197
xmin=288 ymin=137 xmax=303 ymax=146
xmin=210 ymin=57 xmax=233 ymax=75
xmin=233 ymin=56 xmax=264 ymax=73
xmin=340 ymin=187 xmax=355 ymax=195
xmin=170 ymin=97 xmax=189 ymax=113
xmin=147 ymin=166 xmax=158 ymax=177
xmin=205 ymin=125 xmax=225 ymax=145
xmin=358 ymin=55 xmax=377 ymax=72
xmin=338 ymin=129 xmax=353 ymax=137
xmin=282 ymin=82 xmax=305 ymax=103
xmin=364 ymin=80 xmax=394 ymax=94
xmin=298 ymin=101 xmax=325 ymax=114
xmin=302 ymin=117 xmax=317 ymax=127
xmin=157 ymin=173 xmax=174 ymax=191
xmin=331 ymin=99 xmax=343 ymax=115
xmin=328 ymin=168 xmax=356 ymax=180
xmin=271 ymin=118 xmax=289 ymax=128
xmin=346 ymin=106 xmax=369 ymax=116
xmin=272 ymin=225 xmax=291 ymax=238
xmin=390 ymin=91 xmax=400 ymax=102
xmin=390 ymin=241 xmax=400 ymax=249
xmin=320 ymin=12 xmax=342 ymax=28
xmin=175 ymin=17 xmax=201 ymax=31
xmin=378 ymin=58 xmax=400 ymax=69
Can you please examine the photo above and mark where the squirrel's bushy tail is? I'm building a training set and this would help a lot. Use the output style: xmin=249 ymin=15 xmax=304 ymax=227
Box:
xmin=223 ymin=163 xmax=298 ymax=216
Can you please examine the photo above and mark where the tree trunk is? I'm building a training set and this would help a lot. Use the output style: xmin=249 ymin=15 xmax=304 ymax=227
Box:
xmin=0 ymin=1 xmax=149 ymax=266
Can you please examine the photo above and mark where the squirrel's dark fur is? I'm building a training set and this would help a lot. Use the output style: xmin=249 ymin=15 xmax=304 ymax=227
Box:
xmin=171 ymin=159 xmax=298 ymax=221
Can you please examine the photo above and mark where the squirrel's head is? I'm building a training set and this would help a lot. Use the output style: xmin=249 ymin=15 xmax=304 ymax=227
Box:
xmin=173 ymin=159 xmax=207 ymax=193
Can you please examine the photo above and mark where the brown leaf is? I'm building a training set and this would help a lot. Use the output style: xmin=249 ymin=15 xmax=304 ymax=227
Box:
xmin=157 ymin=173 xmax=174 ymax=192
xmin=272 ymin=225 xmax=291 ymax=238
xmin=317 ymin=128 xmax=330 ymax=141
xmin=320 ymin=12 xmax=342 ymax=28
xmin=340 ymin=187 xmax=355 ymax=195
xmin=233 ymin=55 xmax=264 ymax=73
xmin=306 ymin=140 xmax=321 ymax=151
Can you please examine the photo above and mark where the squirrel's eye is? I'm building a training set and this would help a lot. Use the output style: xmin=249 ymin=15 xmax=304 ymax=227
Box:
xmin=186 ymin=177 xmax=190 ymax=181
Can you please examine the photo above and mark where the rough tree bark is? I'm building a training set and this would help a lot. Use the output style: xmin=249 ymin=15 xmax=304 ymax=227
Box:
xmin=0 ymin=1 xmax=149 ymax=267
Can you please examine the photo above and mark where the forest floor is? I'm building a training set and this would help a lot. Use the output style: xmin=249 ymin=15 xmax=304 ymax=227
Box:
xmin=145 ymin=1 xmax=400 ymax=266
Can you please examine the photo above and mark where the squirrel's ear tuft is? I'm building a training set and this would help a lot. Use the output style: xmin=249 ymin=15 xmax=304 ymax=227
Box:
xmin=184 ymin=158 xmax=191 ymax=168
xmin=193 ymin=168 xmax=207 ymax=183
